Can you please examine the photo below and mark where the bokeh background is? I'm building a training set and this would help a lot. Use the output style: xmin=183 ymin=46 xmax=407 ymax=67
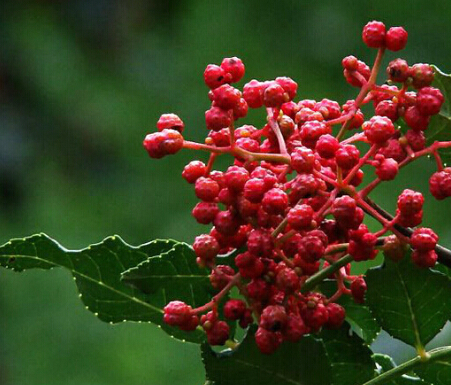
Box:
xmin=0 ymin=1 xmax=451 ymax=384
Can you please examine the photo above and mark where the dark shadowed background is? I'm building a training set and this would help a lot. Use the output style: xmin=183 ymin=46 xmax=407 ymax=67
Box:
xmin=0 ymin=1 xmax=450 ymax=384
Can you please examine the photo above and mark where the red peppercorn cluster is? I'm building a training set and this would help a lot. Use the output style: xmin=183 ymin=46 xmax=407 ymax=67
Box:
xmin=144 ymin=21 xmax=451 ymax=354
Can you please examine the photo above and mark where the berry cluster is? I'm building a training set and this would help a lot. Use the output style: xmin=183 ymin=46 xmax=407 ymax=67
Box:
xmin=144 ymin=21 xmax=451 ymax=354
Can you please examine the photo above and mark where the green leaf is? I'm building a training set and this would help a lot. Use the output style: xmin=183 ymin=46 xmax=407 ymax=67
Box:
xmin=202 ymin=325 xmax=374 ymax=385
xmin=366 ymin=257 xmax=451 ymax=349
xmin=0 ymin=234 xmax=207 ymax=343
xmin=121 ymin=243 xmax=214 ymax=308
xmin=321 ymin=280 xmax=380 ymax=344
xmin=415 ymin=350 xmax=451 ymax=385
xmin=373 ymin=354 xmax=430 ymax=385
xmin=428 ymin=66 xmax=451 ymax=163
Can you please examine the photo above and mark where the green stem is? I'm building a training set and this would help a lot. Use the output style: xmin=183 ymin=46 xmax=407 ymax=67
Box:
xmin=301 ymin=254 xmax=353 ymax=293
xmin=361 ymin=346 xmax=451 ymax=385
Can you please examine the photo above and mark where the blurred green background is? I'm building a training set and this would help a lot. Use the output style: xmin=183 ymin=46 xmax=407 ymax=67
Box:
xmin=0 ymin=1 xmax=451 ymax=384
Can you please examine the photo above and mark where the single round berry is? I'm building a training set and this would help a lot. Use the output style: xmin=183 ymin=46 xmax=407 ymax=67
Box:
xmin=411 ymin=227 xmax=438 ymax=252
xmin=205 ymin=106 xmax=232 ymax=131
xmin=275 ymin=267 xmax=300 ymax=294
xmin=342 ymin=55 xmax=359 ymax=71
xmin=325 ymin=303 xmax=346 ymax=329
xmin=225 ymin=166 xmax=250 ymax=192
xmin=362 ymin=21 xmax=386 ymax=48
xmin=143 ymin=129 xmax=184 ymax=159
xmin=192 ymin=202 xmax=219 ymax=224
xmin=262 ymin=188 xmax=289 ymax=215
xmin=363 ymin=115 xmax=396 ymax=144
xmin=336 ymin=145 xmax=360 ymax=169
xmin=287 ymin=204 xmax=314 ymax=230
xmin=376 ymin=158 xmax=399 ymax=181
xmin=385 ymin=26 xmax=408 ymax=51
xmin=195 ymin=177 xmax=220 ymax=202
xmin=263 ymin=82 xmax=287 ymax=108
xmin=403 ymin=106 xmax=430 ymax=131
xmin=275 ymin=77 xmax=298 ymax=100
xmin=416 ymin=87 xmax=444 ymax=116
xmin=387 ymin=58 xmax=409 ymax=82
xmin=207 ymin=320 xmax=230 ymax=345
xmin=213 ymin=210 xmax=241 ymax=236
xmin=291 ymin=147 xmax=317 ymax=173
xmin=429 ymin=168 xmax=451 ymax=200
xmin=247 ymin=229 xmax=274 ymax=257
xmin=243 ymin=178 xmax=267 ymax=202
xmin=316 ymin=134 xmax=340 ymax=159
xmin=412 ymin=250 xmax=438 ymax=268
xmin=397 ymin=189 xmax=424 ymax=216
xmin=223 ymin=299 xmax=247 ymax=320
xmin=410 ymin=64 xmax=434 ymax=89
xmin=182 ymin=160 xmax=206 ymax=183
xmin=375 ymin=100 xmax=399 ymax=122
xmin=243 ymin=79 xmax=264 ymax=108
xmin=163 ymin=301 xmax=194 ymax=328
xmin=157 ymin=113 xmax=185 ymax=133
xmin=204 ymin=64 xmax=231 ymax=89
xmin=193 ymin=234 xmax=220 ymax=262
xmin=260 ymin=305 xmax=288 ymax=332
xmin=283 ymin=315 xmax=309 ymax=342
xmin=212 ymin=84 xmax=242 ymax=110
xmin=220 ymin=57 xmax=245 ymax=83
xmin=405 ymin=129 xmax=426 ymax=151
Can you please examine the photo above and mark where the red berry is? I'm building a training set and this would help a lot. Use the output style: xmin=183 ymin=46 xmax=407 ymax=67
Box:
xmin=233 ymin=98 xmax=248 ymax=120
xmin=255 ymin=327 xmax=283 ymax=354
xmin=397 ymin=189 xmax=424 ymax=216
xmin=405 ymin=129 xmax=426 ymax=151
xmin=283 ymin=315 xmax=309 ymax=342
xmin=263 ymin=82 xmax=287 ymax=108
xmin=182 ymin=160 xmax=206 ymax=183
xmin=336 ymin=145 xmax=360 ymax=169
xmin=429 ymin=168 xmax=451 ymax=200
xmin=287 ymin=204 xmax=314 ymax=230
xmin=163 ymin=301 xmax=196 ymax=329
xmin=207 ymin=320 xmax=230 ymax=345
xmin=275 ymin=267 xmax=300 ymax=294
xmin=342 ymin=55 xmax=358 ymax=71
xmin=385 ymin=26 xmax=408 ymax=51
xmin=291 ymin=147 xmax=317 ymax=173
xmin=143 ymin=129 xmax=184 ymax=159
xmin=243 ymin=79 xmax=264 ymax=108
xmin=362 ymin=21 xmax=386 ymax=48
xmin=247 ymin=229 xmax=274 ymax=257
xmin=298 ymin=232 xmax=327 ymax=262
xmin=387 ymin=58 xmax=409 ymax=82
xmin=205 ymin=106 xmax=232 ymax=131
xmin=243 ymin=178 xmax=267 ymax=203
xmin=195 ymin=177 xmax=220 ymax=201
xmin=212 ymin=84 xmax=242 ymax=110
xmin=332 ymin=196 xmax=357 ymax=225
xmin=157 ymin=113 xmax=185 ymax=133
xmin=410 ymin=64 xmax=434 ymax=89
xmin=403 ymin=106 xmax=430 ymax=131
xmin=220 ymin=57 xmax=245 ymax=83
xmin=416 ymin=87 xmax=444 ymax=116
xmin=363 ymin=115 xmax=396 ymax=144
xmin=192 ymin=202 xmax=219 ymax=224
xmin=301 ymin=301 xmax=329 ymax=332
xmin=213 ymin=210 xmax=240 ymax=236
xmin=223 ymin=299 xmax=247 ymax=320
xmin=411 ymin=227 xmax=438 ymax=252
xmin=193 ymin=234 xmax=220 ymax=263
xmin=375 ymin=100 xmax=399 ymax=122
xmin=412 ymin=250 xmax=438 ymax=268
xmin=225 ymin=166 xmax=250 ymax=192
xmin=325 ymin=303 xmax=346 ymax=329
xmin=260 ymin=305 xmax=288 ymax=332
xmin=210 ymin=265 xmax=235 ymax=290
xmin=262 ymin=188 xmax=289 ymax=215
xmin=275 ymin=77 xmax=298 ymax=100
xmin=378 ymin=139 xmax=407 ymax=163
xmin=247 ymin=278 xmax=271 ymax=301
xmin=204 ymin=64 xmax=231 ymax=89
xmin=351 ymin=277 xmax=367 ymax=304
xmin=376 ymin=157 xmax=399 ymax=181
xmin=316 ymin=134 xmax=340 ymax=159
